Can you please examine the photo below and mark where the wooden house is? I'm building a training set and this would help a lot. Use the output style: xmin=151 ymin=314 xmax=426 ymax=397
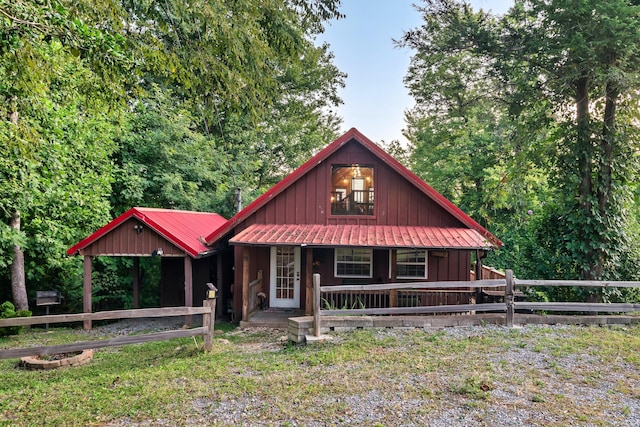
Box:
xmin=206 ymin=128 xmax=502 ymax=323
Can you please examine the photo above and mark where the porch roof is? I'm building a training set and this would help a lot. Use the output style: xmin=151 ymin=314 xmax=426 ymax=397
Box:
xmin=229 ymin=224 xmax=493 ymax=250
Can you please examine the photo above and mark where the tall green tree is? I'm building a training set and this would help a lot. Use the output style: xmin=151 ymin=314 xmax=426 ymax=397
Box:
xmin=0 ymin=0 xmax=345 ymax=309
xmin=401 ymin=0 xmax=640 ymax=281
xmin=0 ymin=1 xmax=129 ymax=309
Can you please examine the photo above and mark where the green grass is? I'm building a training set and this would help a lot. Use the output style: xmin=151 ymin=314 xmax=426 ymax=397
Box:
xmin=1 ymin=323 xmax=640 ymax=426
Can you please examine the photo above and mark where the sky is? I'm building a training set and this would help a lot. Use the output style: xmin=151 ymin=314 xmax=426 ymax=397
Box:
xmin=317 ymin=0 xmax=513 ymax=145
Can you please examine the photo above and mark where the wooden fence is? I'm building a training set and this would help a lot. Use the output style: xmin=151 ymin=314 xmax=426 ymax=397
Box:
xmin=312 ymin=270 xmax=640 ymax=337
xmin=0 ymin=301 xmax=216 ymax=360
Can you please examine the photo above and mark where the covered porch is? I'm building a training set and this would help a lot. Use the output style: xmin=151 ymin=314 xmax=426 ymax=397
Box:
xmin=231 ymin=224 xmax=495 ymax=327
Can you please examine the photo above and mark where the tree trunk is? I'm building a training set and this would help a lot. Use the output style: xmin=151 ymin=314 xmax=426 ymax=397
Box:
xmin=10 ymin=210 xmax=29 ymax=311
xmin=597 ymin=79 xmax=617 ymax=218
xmin=593 ymin=79 xmax=619 ymax=280
xmin=575 ymin=76 xmax=597 ymax=280
xmin=576 ymin=76 xmax=592 ymax=215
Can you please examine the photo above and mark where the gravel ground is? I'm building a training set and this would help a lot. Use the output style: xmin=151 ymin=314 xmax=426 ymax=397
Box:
xmin=99 ymin=320 xmax=640 ymax=427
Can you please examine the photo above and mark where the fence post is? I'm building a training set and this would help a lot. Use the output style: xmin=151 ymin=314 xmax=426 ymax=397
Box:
xmin=505 ymin=269 xmax=514 ymax=328
xmin=203 ymin=299 xmax=216 ymax=352
xmin=313 ymin=273 xmax=321 ymax=337
xmin=242 ymin=247 xmax=250 ymax=322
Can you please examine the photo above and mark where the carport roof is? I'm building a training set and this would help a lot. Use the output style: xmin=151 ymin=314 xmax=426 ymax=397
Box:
xmin=67 ymin=207 xmax=227 ymax=258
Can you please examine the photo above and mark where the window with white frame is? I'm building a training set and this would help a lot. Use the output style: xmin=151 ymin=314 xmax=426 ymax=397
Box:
xmin=391 ymin=249 xmax=428 ymax=279
xmin=335 ymin=248 xmax=373 ymax=278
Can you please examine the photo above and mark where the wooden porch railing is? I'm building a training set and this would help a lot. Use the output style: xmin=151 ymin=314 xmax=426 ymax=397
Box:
xmin=0 ymin=302 xmax=216 ymax=359
xmin=312 ymin=271 xmax=640 ymax=337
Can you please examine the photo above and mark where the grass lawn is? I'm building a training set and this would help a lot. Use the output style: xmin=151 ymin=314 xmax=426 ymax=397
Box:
xmin=1 ymin=322 xmax=640 ymax=426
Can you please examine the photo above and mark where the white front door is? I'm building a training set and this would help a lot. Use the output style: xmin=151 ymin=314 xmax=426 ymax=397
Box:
xmin=269 ymin=246 xmax=301 ymax=308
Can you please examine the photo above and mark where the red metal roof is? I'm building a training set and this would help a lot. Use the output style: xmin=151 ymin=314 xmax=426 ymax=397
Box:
xmin=205 ymin=128 xmax=502 ymax=248
xmin=229 ymin=224 xmax=493 ymax=250
xmin=67 ymin=207 xmax=227 ymax=258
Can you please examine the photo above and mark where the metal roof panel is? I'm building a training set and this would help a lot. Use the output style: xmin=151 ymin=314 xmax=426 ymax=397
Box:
xmin=229 ymin=224 xmax=493 ymax=250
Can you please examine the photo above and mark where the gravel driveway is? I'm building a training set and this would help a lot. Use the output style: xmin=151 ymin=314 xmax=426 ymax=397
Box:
xmin=97 ymin=319 xmax=640 ymax=427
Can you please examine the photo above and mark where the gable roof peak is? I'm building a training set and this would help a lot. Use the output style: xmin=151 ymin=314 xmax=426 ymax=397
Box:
xmin=205 ymin=128 xmax=501 ymax=248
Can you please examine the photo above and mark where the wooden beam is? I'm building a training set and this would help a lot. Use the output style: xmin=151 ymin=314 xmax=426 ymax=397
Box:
xmin=184 ymin=256 xmax=193 ymax=327
xmin=203 ymin=299 xmax=216 ymax=352
xmin=515 ymin=279 xmax=640 ymax=288
xmin=0 ymin=306 xmax=212 ymax=328
xmin=320 ymin=279 xmax=506 ymax=293
xmin=390 ymin=249 xmax=398 ymax=308
xmin=216 ymin=254 xmax=223 ymax=317
xmin=506 ymin=269 xmax=514 ymax=328
xmin=133 ymin=257 xmax=140 ymax=309
xmin=83 ymin=256 xmax=92 ymax=330
xmin=321 ymin=303 xmax=506 ymax=316
xmin=313 ymin=273 xmax=321 ymax=337
xmin=242 ymin=247 xmax=250 ymax=322
xmin=0 ymin=328 xmax=206 ymax=359
xmin=305 ymin=248 xmax=313 ymax=315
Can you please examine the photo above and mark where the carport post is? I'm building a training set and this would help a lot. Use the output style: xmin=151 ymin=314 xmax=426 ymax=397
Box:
xmin=83 ymin=256 xmax=92 ymax=330
xmin=184 ymin=256 xmax=193 ymax=327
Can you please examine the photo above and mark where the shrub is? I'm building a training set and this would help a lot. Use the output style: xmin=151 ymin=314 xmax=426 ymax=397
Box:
xmin=0 ymin=301 xmax=32 ymax=336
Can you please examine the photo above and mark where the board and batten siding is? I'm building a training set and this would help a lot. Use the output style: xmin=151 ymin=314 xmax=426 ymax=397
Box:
xmin=245 ymin=140 xmax=466 ymax=228
xmin=78 ymin=218 xmax=184 ymax=257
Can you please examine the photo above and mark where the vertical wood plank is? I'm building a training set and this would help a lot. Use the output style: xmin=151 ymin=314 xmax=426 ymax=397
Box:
xmin=242 ymin=247 xmax=250 ymax=322
xmin=506 ymin=269 xmax=514 ymax=328
xmin=313 ymin=273 xmax=321 ymax=337
xmin=83 ymin=256 xmax=92 ymax=330
xmin=133 ymin=257 xmax=140 ymax=309
xmin=203 ymin=299 xmax=216 ymax=352
xmin=305 ymin=248 xmax=313 ymax=315
xmin=389 ymin=250 xmax=398 ymax=308
xmin=216 ymin=254 xmax=223 ymax=317
xmin=184 ymin=256 xmax=193 ymax=327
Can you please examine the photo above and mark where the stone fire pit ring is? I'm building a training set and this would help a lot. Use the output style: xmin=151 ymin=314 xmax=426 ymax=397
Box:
xmin=20 ymin=349 xmax=93 ymax=370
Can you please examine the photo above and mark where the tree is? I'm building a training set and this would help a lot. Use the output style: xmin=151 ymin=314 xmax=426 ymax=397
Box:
xmin=400 ymin=0 xmax=640 ymax=280
xmin=0 ymin=1 xmax=128 ymax=309
xmin=0 ymin=0 xmax=345 ymax=309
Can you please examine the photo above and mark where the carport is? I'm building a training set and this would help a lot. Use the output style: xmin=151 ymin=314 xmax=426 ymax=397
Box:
xmin=67 ymin=207 xmax=228 ymax=329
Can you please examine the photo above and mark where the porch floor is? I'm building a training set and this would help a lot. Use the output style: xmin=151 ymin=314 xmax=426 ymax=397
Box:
xmin=239 ymin=309 xmax=305 ymax=329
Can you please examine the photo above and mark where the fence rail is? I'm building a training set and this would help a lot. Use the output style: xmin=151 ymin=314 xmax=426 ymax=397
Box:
xmin=0 ymin=301 xmax=216 ymax=360
xmin=312 ymin=271 xmax=640 ymax=337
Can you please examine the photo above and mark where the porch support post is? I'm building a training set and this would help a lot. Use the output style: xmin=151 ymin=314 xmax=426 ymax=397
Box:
xmin=83 ymin=256 xmax=92 ymax=330
xmin=475 ymin=249 xmax=482 ymax=303
xmin=389 ymin=249 xmax=398 ymax=308
xmin=214 ymin=254 xmax=223 ymax=317
xmin=305 ymin=248 xmax=313 ymax=315
xmin=475 ymin=249 xmax=483 ymax=279
xmin=242 ymin=247 xmax=250 ymax=322
xmin=133 ymin=257 xmax=140 ymax=309
xmin=184 ymin=256 xmax=193 ymax=327
xmin=313 ymin=273 xmax=321 ymax=337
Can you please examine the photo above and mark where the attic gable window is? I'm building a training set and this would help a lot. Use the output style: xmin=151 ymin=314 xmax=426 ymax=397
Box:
xmin=330 ymin=164 xmax=374 ymax=215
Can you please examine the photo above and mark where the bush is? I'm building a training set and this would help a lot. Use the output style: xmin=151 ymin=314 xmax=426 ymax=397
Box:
xmin=0 ymin=301 xmax=32 ymax=337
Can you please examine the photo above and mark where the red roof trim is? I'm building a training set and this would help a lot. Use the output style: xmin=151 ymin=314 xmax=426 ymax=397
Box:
xmin=205 ymin=128 xmax=502 ymax=248
xmin=67 ymin=207 xmax=227 ymax=258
